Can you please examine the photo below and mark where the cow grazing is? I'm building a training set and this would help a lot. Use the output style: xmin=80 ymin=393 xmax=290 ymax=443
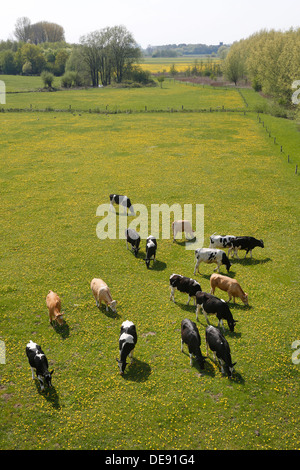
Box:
xmin=90 ymin=278 xmax=117 ymax=313
xmin=195 ymin=292 xmax=238 ymax=332
xmin=181 ymin=318 xmax=206 ymax=369
xmin=172 ymin=220 xmax=195 ymax=242
xmin=46 ymin=290 xmax=64 ymax=326
xmin=125 ymin=228 xmax=140 ymax=257
xmin=169 ymin=274 xmax=202 ymax=306
xmin=210 ymin=273 xmax=248 ymax=305
xmin=194 ymin=248 xmax=231 ymax=275
xmin=26 ymin=340 xmax=54 ymax=391
xmin=205 ymin=325 xmax=236 ymax=377
xmin=116 ymin=320 xmax=137 ymax=375
xmin=209 ymin=234 xmax=236 ymax=250
xmin=228 ymin=236 xmax=264 ymax=259
xmin=145 ymin=235 xmax=157 ymax=269
xmin=109 ymin=194 xmax=135 ymax=216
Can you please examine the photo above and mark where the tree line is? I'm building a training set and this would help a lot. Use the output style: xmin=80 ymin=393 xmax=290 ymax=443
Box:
xmin=223 ymin=28 xmax=300 ymax=106
xmin=0 ymin=18 xmax=153 ymax=88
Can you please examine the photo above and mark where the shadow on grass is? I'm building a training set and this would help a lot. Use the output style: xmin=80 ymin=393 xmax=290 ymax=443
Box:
xmin=230 ymin=257 xmax=272 ymax=266
xmin=181 ymin=350 xmax=216 ymax=377
xmin=146 ymin=259 xmax=167 ymax=271
xmin=173 ymin=237 xmax=197 ymax=246
xmin=34 ymin=382 xmax=61 ymax=409
xmin=122 ymin=358 xmax=151 ymax=382
xmin=52 ymin=321 xmax=70 ymax=339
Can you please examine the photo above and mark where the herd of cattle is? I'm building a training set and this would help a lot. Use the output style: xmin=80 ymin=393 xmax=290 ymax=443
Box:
xmin=26 ymin=194 xmax=265 ymax=390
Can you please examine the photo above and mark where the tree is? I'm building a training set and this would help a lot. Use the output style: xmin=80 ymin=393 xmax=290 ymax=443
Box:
xmin=109 ymin=26 xmax=141 ymax=83
xmin=80 ymin=31 xmax=102 ymax=87
xmin=1 ymin=51 xmax=17 ymax=74
xmin=21 ymin=43 xmax=46 ymax=74
xmin=30 ymin=21 xmax=65 ymax=44
xmin=223 ymin=44 xmax=245 ymax=85
xmin=14 ymin=17 xmax=31 ymax=42
xmin=41 ymin=70 xmax=54 ymax=88
xmin=79 ymin=25 xmax=141 ymax=87
xmin=157 ymin=76 xmax=165 ymax=88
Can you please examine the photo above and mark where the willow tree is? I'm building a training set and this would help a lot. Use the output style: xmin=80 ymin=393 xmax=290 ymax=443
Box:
xmin=223 ymin=43 xmax=246 ymax=85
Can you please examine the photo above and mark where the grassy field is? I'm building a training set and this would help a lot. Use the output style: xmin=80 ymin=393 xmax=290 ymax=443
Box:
xmin=2 ymin=77 xmax=245 ymax=113
xmin=0 ymin=76 xmax=299 ymax=450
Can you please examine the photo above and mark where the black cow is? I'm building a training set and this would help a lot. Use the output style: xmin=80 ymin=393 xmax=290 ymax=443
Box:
xmin=181 ymin=319 xmax=206 ymax=369
xmin=228 ymin=236 xmax=264 ymax=259
xmin=116 ymin=321 xmax=138 ymax=375
xmin=26 ymin=340 xmax=54 ymax=391
xmin=170 ymin=274 xmax=202 ymax=306
xmin=109 ymin=194 xmax=135 ymax=216
xmin=145 ymin=235 xmax=157 ymax=269
xmin=205 ymin=325 xmax=236 ymax=377
xmin=125 ymin=228 xmax=141 ymax=257
xmin=195 ymin=292 xmax=238 ymax=332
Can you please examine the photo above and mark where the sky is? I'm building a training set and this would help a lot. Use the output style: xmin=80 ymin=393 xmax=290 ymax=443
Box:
xmin=2 ymin=0 xmax=300 ymax=48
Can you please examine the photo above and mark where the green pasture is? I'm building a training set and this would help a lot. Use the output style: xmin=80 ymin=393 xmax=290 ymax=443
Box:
xmin=0 ymin=79 xmax=299 ymax=450
xmin=2 ymin=78 xmax=244 ymax=113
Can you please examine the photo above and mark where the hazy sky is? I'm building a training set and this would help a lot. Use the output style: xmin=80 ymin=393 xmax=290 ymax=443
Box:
xmin=2 ymin=0 xmax=300 ymax=48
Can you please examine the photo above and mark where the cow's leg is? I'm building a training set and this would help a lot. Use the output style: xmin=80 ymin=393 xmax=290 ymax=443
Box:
xmin=170 ymin=287 xmax=175 ymax=302
xmin=202 ymin=309 xmax=210 ymax=325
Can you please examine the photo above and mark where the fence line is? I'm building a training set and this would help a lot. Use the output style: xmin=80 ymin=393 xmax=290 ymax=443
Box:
xmin=257 ymin=113 xmax=298 ymax=175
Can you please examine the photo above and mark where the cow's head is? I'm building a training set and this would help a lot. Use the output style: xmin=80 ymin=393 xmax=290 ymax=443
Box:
xmin=116 ymin=358 xmax=127 ymax=375
xmin=221 ymin=361 xmax=236 ymax=377
xmin=39 ymin=370 xmax=54 ymax=390
xmin=109 ymin=300 xmax=117 ymax=313
xmin=228 ymin=319 xmax=238 ymax=332
xmin=242 ymin=293 xmax=249 ymax=305
xmin=197 ymin=355 xmax=207 ymax=370
xmin=55 ymin=312 xmax=64 ymax=326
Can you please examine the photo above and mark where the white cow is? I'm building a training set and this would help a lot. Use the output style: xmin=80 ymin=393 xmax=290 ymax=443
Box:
xmin=172 ymin=220 xmax=195 ymax=242
xmin=91 ymin=278 xmax=117 ymax=313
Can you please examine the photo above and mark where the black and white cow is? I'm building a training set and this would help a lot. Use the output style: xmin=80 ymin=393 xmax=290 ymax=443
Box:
xmin=109 ymin=194 xmax=135 ymax=216
xmin=228 ymin=236 xmax=264 ymax=259
xmin=195 ymin=292 xmax=238 ymax=332
xmin=181 ymin=318 xmax=206 ymax=369
xmin=205 ymin=325 xmax=236 ymax=377
xmin=26 ymin=340 xmax=54 ymax=391
xmin=125 ymin=228 xmax=141 ymax=257
xmin=194 ymin=248 xmax=231 ymax=275
xmin=209 ymin=234 xmax=236 ymax=250
xmin=116 ymin=321 xmax=138 ymax=375
xmin=145 ymin=235 xmax=157 ymax=269
xmin=170 ymin=274 xmax=202 ymax=306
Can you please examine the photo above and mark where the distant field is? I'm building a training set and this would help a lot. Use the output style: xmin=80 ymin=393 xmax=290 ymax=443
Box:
xmin=140 ymin=56 xmax=221 ymax=74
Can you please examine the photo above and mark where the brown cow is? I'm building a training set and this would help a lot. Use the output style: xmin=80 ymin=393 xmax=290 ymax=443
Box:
xmin=46 ymin=290 xmax=65 ymax=326
xmin=210 ymin=273 xmax=248 ymax=305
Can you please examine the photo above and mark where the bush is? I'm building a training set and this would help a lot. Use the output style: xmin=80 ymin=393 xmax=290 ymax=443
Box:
xmin=61 ymin=71 xmax=82 ymax=88
xmin=252 ymin=77 xmax=262 ymax=92
xmin=41 ymin=71 xmax=55 ymax=89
